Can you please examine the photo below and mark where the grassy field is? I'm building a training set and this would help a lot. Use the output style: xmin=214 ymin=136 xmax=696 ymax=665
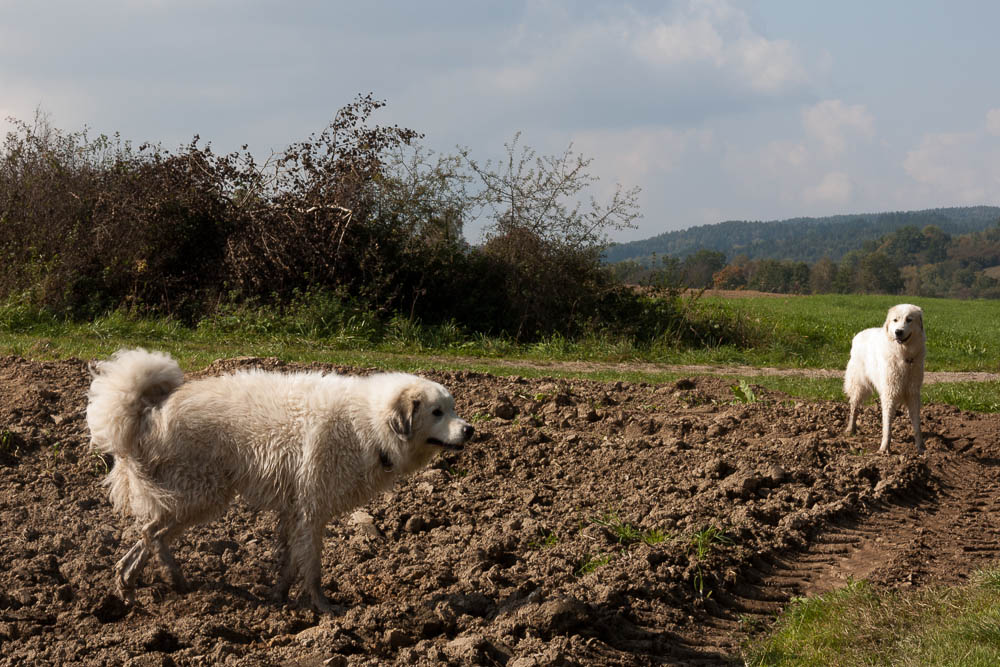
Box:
xmin=1 ymin=293 xmax=999 ymax=412
xmin=745 ymin=570 xmax=1000 ymax=666
xmin=696 ymin=293 xmax=1000 ymax=371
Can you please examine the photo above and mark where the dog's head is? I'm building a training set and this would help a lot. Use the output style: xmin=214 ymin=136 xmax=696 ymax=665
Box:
xmin=384 ymin=375 xmax=473 ymax=474
xmin=884 ymin=303 xmax=924 ymax=346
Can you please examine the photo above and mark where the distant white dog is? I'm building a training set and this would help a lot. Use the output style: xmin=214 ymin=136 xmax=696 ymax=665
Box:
xmin=844 ymin=304 xmax=925 ymax=454
xmin=86 ymin=348 xmax=474 ymax=612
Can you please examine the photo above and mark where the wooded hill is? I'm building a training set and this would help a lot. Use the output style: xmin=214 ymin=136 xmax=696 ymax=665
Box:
xmin=604 ymin=206 xmax=1000 ymax=265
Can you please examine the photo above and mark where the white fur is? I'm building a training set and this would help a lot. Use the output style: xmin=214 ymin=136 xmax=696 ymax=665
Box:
xmin=86 ymin=348 xmax=473 ymax=612
xmin=843 ymin=304 xmax=925 ymax=454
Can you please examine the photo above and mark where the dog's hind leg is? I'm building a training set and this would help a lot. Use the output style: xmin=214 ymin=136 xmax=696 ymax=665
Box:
xmin=845 ymin=385 xmax=869 ymax=436
xmin=145 ymin=519 xmax=189 ymax=592
xmin=272 ymin=511 xmax=295 ymax=603
xmin=845 ymin=398 xmax=859 ymax=435
xmin=907 ymin=393 xmax=924 ymax=453
xmin=115 ymin=538 xmax=150 ymax=601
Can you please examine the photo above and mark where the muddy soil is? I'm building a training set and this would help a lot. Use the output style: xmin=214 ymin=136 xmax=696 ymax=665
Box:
xmin=1 ymin=355 xmax=999 ymax=666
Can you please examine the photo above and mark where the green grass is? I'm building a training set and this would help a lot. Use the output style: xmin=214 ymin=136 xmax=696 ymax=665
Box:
xmin=745 ymin=568 xmax=1000 ymax=666
xmin=697 ymin=293 xmax=1000 ymax=372
xmin=591 ymin=511 xmax=642 ymax=545
xmin=528 ymin=532 xmax=559 ymax=550
xmin=1 ymin=294 xmax=999 ymax=412
xmin=575 ymin=553 xmax=614 ymax=576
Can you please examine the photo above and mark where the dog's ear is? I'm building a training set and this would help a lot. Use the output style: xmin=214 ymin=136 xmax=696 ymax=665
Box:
xmin=388 ymin=389 xmax=420 ymax=439
xmin=914 ymin=307 xmax=924 ymax=331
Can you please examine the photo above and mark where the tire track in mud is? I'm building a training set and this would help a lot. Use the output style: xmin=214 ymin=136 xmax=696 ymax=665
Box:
xmin=670 ymin=428 xmax=1000 ymax=663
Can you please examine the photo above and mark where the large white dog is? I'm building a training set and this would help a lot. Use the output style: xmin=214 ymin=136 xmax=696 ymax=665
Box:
xmin=86 ymin=348 xmax=474 ymax=612
xmin=844 ymin=304 xmax=925 ymax=454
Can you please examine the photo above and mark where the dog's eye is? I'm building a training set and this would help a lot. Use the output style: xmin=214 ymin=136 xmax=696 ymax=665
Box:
xmin=432 ymin=408 xmax=443 ymax=417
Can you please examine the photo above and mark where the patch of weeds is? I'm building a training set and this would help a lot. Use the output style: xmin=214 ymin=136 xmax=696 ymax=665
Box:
xmin=739 ymin=613 xmax=766 ymax=634
xmin=688 ymin=525 xmax=734 ymax=599
xmin=693 ymin=569 xmax=715 ymax=599
xmin=533 ymin=392 xmax=550 ymax=403
xmin=592 ymin=511 xmax=643 ymax=545
xmin=528 ymin=531 xmax=559 ymax=550
xmin=469 ymin=411 xmax=494 ymax=423
xmin=445 ymin=465 xmax=469 ymax=479
xmin=0 ymin=429 xmax=22 ymax=462
xmin=49 ymin=441 xmax=63 ymax=466
xmin=575 ymin=553 xmax=614 ymax=576
xmin=641 ymin=528 xmax=672 ymax=546
xmin=730 ymin=379 xmax=761 ymax=404
xmin=689 ymin=525 xmax=733 ymax=560
xmin=590 ymin=511 xmax=642 ymax=546
xmin=91 ymin=451 xmax=111 ymax=477
xmin=592 ymin=510 xmax=672 ymax=547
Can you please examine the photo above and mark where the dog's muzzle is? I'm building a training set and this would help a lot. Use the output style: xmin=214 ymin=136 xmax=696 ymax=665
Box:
xmin=894 ymin=329 xmax=911 ymax=343
xmin=428 ymin=424 xmax=475 ymax=451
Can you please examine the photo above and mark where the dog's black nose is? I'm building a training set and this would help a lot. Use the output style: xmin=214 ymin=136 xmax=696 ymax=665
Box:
xmin=462 ymin=424 xmax=475 ymax=441
xmin=894 ymin=329 xmax=905 ymax=337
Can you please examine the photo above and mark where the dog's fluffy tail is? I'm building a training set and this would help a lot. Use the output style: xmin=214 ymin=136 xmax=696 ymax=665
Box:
xmin=87 ymin=348 xmax=184 ymax=517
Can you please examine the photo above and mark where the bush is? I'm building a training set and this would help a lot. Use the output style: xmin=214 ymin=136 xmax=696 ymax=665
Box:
xmin=0 ymin=105 xmax=753 ymax=350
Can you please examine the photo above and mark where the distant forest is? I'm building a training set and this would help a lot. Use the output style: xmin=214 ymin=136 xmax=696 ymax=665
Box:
xmin=608 ymin=207 xmax=1000 ymax=299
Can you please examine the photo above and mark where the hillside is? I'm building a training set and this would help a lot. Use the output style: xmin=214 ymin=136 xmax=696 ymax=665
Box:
xmin=604 ymin=206 xmax=1000 ymax=264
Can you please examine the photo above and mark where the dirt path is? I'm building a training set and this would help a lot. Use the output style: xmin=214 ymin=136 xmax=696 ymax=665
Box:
xmin=422 ymin=355 xmax=1000 ymax=385
xmin=1 ymin=355 xmax=998 ymax=665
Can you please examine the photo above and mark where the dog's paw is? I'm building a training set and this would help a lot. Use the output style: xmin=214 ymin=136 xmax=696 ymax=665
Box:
xmin=169 ymin=574 xmax=190 ymax=593
xmin=307 ymin=592 xmax=337 ymax=615
xmin=270 ymin=586 xmax=290 ymax=604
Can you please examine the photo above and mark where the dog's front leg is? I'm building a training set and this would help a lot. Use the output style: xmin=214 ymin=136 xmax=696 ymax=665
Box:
xmin=288 ymin=517 xmax=335 ymax=613
xmin=878 ymin=397 xmax=895 ymax=453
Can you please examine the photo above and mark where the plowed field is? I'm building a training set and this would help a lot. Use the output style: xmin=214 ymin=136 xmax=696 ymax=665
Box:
xmin=1 ymin=355 xmax=998 ymax=665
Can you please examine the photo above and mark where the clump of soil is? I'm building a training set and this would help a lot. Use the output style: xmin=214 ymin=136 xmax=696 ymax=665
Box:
xmin=1 ymin=355 xmax=998 ymax=665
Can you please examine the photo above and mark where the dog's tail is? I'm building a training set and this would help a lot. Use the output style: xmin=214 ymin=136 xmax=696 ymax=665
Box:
xmin=87 ymin=348 xmax=184 ymax=517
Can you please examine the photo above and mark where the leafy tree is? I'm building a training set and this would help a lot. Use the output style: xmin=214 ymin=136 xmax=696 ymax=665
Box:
xmin=809 ymin=257 xmax=837 ymax=293
xmin=857 ymin=251 xmax=903 ymax=294
xmin=713 ymin=264 xmax=746 ymax=289
xmin=683 ymin=249 xmax=726 ymax=289
xmin=461 ymin=133 xmax=641 ymax=339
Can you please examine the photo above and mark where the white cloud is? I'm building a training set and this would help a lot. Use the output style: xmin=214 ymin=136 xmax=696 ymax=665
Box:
xmin=633 ymin=13 xmax=726 ymax=67
xmin=467 ymin=0 xmax=812 ymax=132
xmin=802 ymin=100 xmax=875 ymax=154
xmin=903 ymin=131 xmax=1000 ymax=203
xmin=987 ymin=108 xmax=1000 ymax=137
xmin=803 ymin=171 xmax=853 ymax=205
xmin=631 ymin=0 xmax=808 ymax=93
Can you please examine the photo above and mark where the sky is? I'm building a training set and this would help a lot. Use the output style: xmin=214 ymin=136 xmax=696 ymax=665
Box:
xmin=2 ymin=0 xmax=999 ymax=243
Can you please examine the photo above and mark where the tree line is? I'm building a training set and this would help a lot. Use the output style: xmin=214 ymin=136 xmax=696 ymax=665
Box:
xmin=604 ymin=206 xmax=1000 ymax=265
xmin=611 ymin=223 xmax=1000 ymax=298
